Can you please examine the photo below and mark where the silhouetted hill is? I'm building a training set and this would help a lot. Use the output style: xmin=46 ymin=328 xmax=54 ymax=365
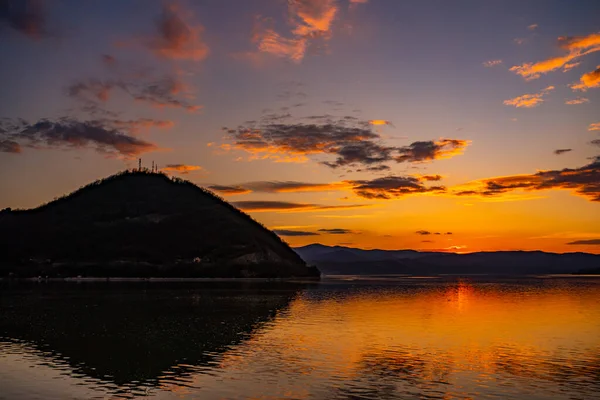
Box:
xmin=0 ymin=171 xmax=319 ymax=278
xmin=295 ymin=244 xmax=600 ymax=275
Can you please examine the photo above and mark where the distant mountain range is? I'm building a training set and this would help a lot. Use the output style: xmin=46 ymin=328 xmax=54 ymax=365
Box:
xmin=294 ymin=244 xmax=600 ymax=275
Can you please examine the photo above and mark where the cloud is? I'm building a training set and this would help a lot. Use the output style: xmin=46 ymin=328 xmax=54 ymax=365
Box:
xmin=589 ymin=123 xmax=600 ymax=131
xmin=252 ymin=0 xmax=339 ymax=63
xmin=347 ymin=176 xmax=446 ymax=199
xmin=554 ymin=148 xmax=572 ymax=155
xmin=128 ymin=76 xmax=201 ymax=111
xmin=528 ymin=24 xmax=538 ymax=31
xmin=394 ymin=139 xmax=470 ymax=163
xmin=68 ymin=80 xmax=114 ymax=103
xmin=0 ymin=0 xmax=47 ymax=39
xmin=318 ymin=228 xmax=358 ymax=234
xmin=368 ymin=119 xmax=393 ymax=126
xmin=510 ymin=32 xmax=600 ymax=80
xmin=323 ymin=141 xmax=397 ymax=168
xmin=565 ymin=97 xmax=589 ymax=105
xmin=147 ymin=2 xmax=209 ymax=60
xmin=222 ymin=113 xmax=469 ymax=168
xmin=246 ymin=181 xmax=347 ymax=193
xmin=0 ymin=139 xmax=21 ymax=153
xmin=419 ymin=174 xmax=443 ymax=181
xmin=208 ymin=181 xmax=346 ymax=195
xmin=67 ymin=76 xmax=201 ymax=113
xmin=161 ymin=164 xmax=202 ymax=174
xmin=483 ymin=59 xmax=502 ymax=67
xmin=208 ymin=175 xmax=450 ymax=200
xmin=207 ymin=185 xmax=252 ymax=195
xmin=453 ymin=157 xmax=600 ymax=202
xmin=416 ymin=230 xmax=431 ymax=235
xmin=591 ymin=139 xmax=600 ymax=148
xmin=0 ymin=118 xmax=158 ymax=157
xmin=274 ymin=229 xmax=319 ymax=236
xmin=102 ymin=54 xmax=117 ymax=67
xmin=503 ymin=86 xmax=554 ymax=108
xmin=566 ymin=239 xmax=600 ymax=245
xmin=571 ymin=66 xmax=600 ymax=91
xmin=232 ymin=200 xmax=369 ymax=212
xmin=223 ymin=116 xmax=385 ymax=165
xmin=445 ymin=232 xmax=453 ymax=235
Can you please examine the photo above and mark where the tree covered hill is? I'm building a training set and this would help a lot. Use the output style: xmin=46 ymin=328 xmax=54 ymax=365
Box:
xmin=0 ymin=170 xmax=319 ymax=278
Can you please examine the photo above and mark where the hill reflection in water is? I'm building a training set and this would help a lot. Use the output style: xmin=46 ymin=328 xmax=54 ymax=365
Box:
xmin=1 ymin=277 xmax=599 ymax=399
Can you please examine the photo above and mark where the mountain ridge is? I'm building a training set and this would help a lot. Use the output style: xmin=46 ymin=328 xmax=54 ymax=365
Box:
xmin=294 ymin=244 xmax=600 ymax=275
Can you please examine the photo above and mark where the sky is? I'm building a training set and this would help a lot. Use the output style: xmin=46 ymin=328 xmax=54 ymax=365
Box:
xmin=0 ymin=0 xmax=599 ymax=254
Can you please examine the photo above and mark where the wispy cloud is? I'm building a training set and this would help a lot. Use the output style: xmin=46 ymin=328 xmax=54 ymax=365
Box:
xmin=274 ymin=229 xmax=319 ymax=236
xmin=146 ymin=2 xmax=209 ymax=61
xmin=589 ymin=122 xmax=600 ymax=131
xmin=318 ymin=228 xmax=359 ymax=234
xmin=566 ymin=239 xmax=600 ymax=245
xmin=67 ymin=76 xmax=201 ymax=113
xmin=483 ymin=59 xmax=502 ymax=67
xmin=232 ymin=200 xmax=370 ymax=213
xmin=453 ymin=156 xmax=600 ymax=202
xmin=209 ymin=174 xmax=449 ymax=200
xmin=565 ymin=97 xmax=589 ymax=105
xmin=207 ymin=185 xmax=252 ymax=195
xmin=252 ymin=0 xmax=339 ymax=63
xmin=510 ymin=32 xmax=600 ymax=80
xmin=553 ymin=148 xmax=572 ymax=155
xmin=528 ymin=24 xmax=538 ymax=31
xmin=503 ymin=86 xmax=554 ymax=108
xmin=161 ymin=164 xmax=202 ymax=174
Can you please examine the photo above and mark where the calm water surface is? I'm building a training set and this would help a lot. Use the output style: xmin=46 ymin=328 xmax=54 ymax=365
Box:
xmin=1 ymin=277 xmax=599 ymax=399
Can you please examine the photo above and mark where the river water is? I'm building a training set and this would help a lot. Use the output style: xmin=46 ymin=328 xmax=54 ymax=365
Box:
xmin=1 ymin=276 xmax=599 ymax=399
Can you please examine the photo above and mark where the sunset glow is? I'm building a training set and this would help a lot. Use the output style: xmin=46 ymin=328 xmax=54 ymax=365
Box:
xmin=1 ymin=0 xmax=599 ymax=253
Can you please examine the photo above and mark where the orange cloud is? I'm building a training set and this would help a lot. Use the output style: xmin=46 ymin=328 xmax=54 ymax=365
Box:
xmin=510 ymin=32 xmax=600 ymax=80
xmin=571 ymin=66 xmax=600 ymax=91
xmin=394 ymin=139 xmax=471 ymax=163
xmin=503 ymin=86 xmax=554 ymax=108
xmin=148 ymin=3 xmax=209 ymax=61
xmin=253 ymin=0 xmax=339 ymax=63
xmin=206 ymin=185 xmax=252 ymax=195
xmin=161 ymin=164 xmax=202 ymax=174
xmin=368 ymin=119 xmax=393 ymax=126
xmin=589 ymin=122 xmax=600 ymax=131
xmin=453 ymin=157 xmax=600 ymax=202
xmin=565 ymin=97 xmax=589 ymax=105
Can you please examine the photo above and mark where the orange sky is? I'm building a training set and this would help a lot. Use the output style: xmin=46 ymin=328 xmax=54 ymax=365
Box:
xmin=0 ymin=0 xmax=599 ymax=253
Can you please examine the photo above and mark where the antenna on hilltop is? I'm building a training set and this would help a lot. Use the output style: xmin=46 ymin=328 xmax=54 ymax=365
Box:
xmin=138 ymin=158 xmax=142 ymax=171
xmin=152 ymin=161 xmax=154 ymax=173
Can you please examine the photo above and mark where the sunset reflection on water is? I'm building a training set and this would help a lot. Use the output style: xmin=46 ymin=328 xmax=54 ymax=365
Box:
xmin=1 ymin=278 xmax=599 ymax=399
